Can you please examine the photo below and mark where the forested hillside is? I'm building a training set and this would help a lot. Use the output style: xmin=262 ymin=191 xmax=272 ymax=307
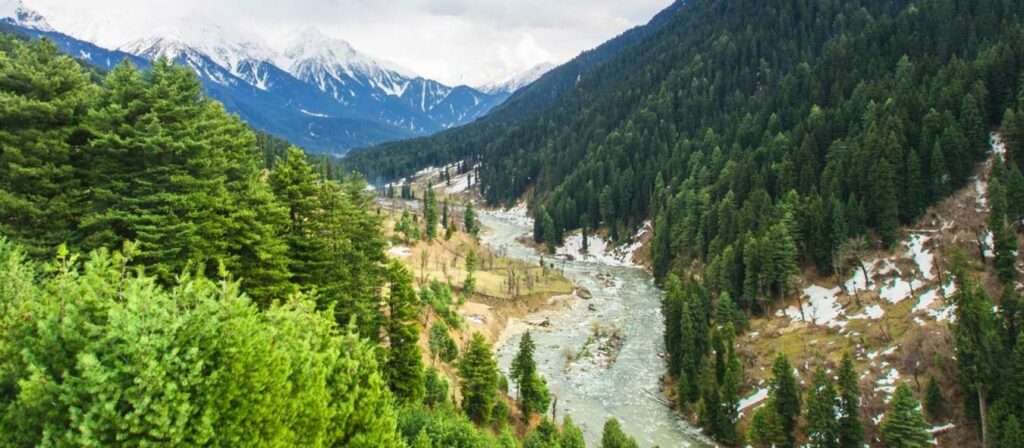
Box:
xmin=347 ymin=0 xmax=1024 ymax=446
xmin=343 ymin=0 xmax=686 ymax=184
xmin=0 ymin=33 xmax=602 ymax=447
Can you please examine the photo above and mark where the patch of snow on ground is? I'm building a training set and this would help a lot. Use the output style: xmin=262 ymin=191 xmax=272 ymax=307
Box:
xmin=984 ymin=231 xmax=994 ymax=259
xmin=976 ymin=176 xmax=989 ymax=210
xmin=555 ymin=224 xmax=649 ymax=268
xmin=928 ymin=423 xmax=956 ymax=434
xmin=788 ymin=285 xmax=845 ymax=327
xmin=867 ymin=346 xmax=898 ymax=360
xmin=484 ymin=202 xmax=533 ymax=227
xmin=738 ymin=388 xmax=769 ymax=412
xmin=906 ymin=234 xmax=935 ymax=280
xmin=915 ymin=289 xmax=939 ymax=313
xmin=846 ymin=261 xmax=878 ymax=294
xmin=850 ymin=304 xmax=885 ymax=320
xmin=387 ymin=246 xmax=412 ymax=258
xmin=875 ymin=368 xmax=901 ymax=394
xmin=880 ymin=278 xmax=914 ymax=304
xmin=992 ymin=133 xmax=1007 ymax=160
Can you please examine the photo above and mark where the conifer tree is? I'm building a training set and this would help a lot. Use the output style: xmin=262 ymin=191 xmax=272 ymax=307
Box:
xmin=837 ymin=353 xmax=864 ymax=448
xmin=429 ymin=323 xmax=459 ymax=363
xmin=925 ymin=376 xmax=944 ymax=420
xmin=748 ymin=403 xmax=787 ymax=448
xmin=383 ymin=262 xmax=426 ymax=403
xmin=806 ymin=367 xmax=840 ymax=448
xmin=994 ymin=223 xmax=1019 ymax=284
xmin=464 ymin=202 xmax=479 ymax=236
xmin=770 ymin=353 xmax=801 ymax=447
xmin=601 ymin=418 xmax=639 ymax=448
xmin=557 ymin=416 xmax=585 ymax=448
xmin=458 ymin=333 xmax=499 ymax=425
xmin=953 ymin=270 xmax=1001 ymax=445
xmin=424 ymin=367 xmax=450 ymax=408
xmin=464 ymin=249 xmax=478 ymax=295
xmin=425 ymin=185 xmax=438 ymax=240
xmin=0 ymin=37 xmax=94 ymax=258
xmin=510 ymin=331 xmax=551 ymax=418
xmin=881 ymin=383 xmax=931 ymax=448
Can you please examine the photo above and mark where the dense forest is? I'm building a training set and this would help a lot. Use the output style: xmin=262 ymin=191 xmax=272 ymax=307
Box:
xmin=346 ymin=0 xmax=1024 ymax=446
xmin=0 ymin=32 xmax=649 ymax=447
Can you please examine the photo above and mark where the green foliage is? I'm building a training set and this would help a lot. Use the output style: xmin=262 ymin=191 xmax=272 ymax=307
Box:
xmin=748 ymin=403 xmax=787 ymax=448
xmin=770 ymin=353 xmax=801 ymax=447
xmin=0 ymin=239 xmax=402 ymax=447
xmin=425 ymin=185 xmax=438 ymax=240
xmin=837 ymin=353 xmax=864 ymax=448
xmin=430 ymin=322 xmax=459 ymax=364
xmin=0 ymin=36 xmax=94 ymax=259
xmin=511 ymin=331 xmax=551 ymax=418
xmin=560 ymin=416 xmax=587 ymax=448
xmin=424 ymin=367 xmax=450 ymax=408
xmin=465 ymin=249 xmax=478 ymax=295
xmin=464 ymin=201 xmax=479 ymax=236
xmin=458 ymin=333 xmax=500 ymax=425
xmin=994 ymin=223 xmax=1018 ymax=284
xmin=925 ymin=376 xmax=944 ymax=420
xmin=421 ymin=280 xmax=463 ymax=328
xmin=383 ymin=262 xmax=426 ymax=404
xmin=601 ymin=418 xmax=639 ymax=448
xmin=881 ymin=383 xmax=931 ymax=448
xmin=398 ymin=405 xmax=511 ymax=448
xmin=806 ymin=367 xmax=840 ymax=448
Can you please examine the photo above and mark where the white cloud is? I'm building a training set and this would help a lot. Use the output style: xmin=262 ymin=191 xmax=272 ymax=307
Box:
xmin=24 ymin=0 xmax=670 ymax=86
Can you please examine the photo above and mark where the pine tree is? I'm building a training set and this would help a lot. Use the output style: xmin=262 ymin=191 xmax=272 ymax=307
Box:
xmin=994 ymin=223 xmax=1018 ymax=284
xmin=924 ymin=376 xmax=944 ymax=420
xmin=458 ymin=333 xmax=499 ymax=425
xmin=601 ymin=418 xmax=639 ymax=448
xmin=806 ymin=367 xmax=840 ymax=448
xmin=837 ymin=352 xmax=864 ymax=448
xmin=873 ymin=158 xmax=901 ymax=247
xmin=953 ymin=271 xmax=1001 ymax=445
xmin=0 ymin=37 xmax=94 ymax=258
xmin=424 ymin=367 xmax=450 ymax=408
xmin=770 ymin=353 xmax=801 ymax=447
xmin=464 ymin=249 xmax=478 ymax=295
xmin=560 ymin=416 xmax=587 ymax=448
xmin=510 ymin=331 xmax=551 ymax=418
xmin=904 ymin=149 xmax=926 ymax=222
xmin=429 ymin=323 xmax=459 ymax=363
xmin=383 ymin=262 xmax=425 ymax=403
xmin=748 ymin=403 xmax=788 ymax=448
xmin=425 ymin=185 xmax=438 ymax=240
xmin=464 ymin=202 xmax=479 ymax=236
xmin=881 ymin=383 xmax=931 ymax=448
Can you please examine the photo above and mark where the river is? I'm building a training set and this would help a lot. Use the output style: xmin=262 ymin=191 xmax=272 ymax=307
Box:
xmin=479 ymin=210 xmax=706 ymax=447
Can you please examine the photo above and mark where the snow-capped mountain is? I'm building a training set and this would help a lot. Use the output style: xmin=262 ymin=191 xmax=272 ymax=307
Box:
xmin=478 ymin=62 xmax=556 ymax=95
xmin=0 ymin=4 xmax=540 ymax=154
xmin=0 ymin=0 xmax=52 ymax=31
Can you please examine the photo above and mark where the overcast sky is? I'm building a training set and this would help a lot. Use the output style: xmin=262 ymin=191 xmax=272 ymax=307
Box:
xmin=27 ymin=0 xmax=670 ymax=86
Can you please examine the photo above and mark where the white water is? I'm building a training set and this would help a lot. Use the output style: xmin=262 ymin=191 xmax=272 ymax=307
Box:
xmin=480 ymin=211 xmax=706 ymax=447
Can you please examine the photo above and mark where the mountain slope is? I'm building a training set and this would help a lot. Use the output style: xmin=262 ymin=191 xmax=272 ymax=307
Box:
xmin=344 ymin=0 xmax=687 ymax=182
xmin=1 ymin=3 xmax=513 ymax=154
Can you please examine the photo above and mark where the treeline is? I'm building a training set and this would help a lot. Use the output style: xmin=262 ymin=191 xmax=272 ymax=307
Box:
xmin=0 ymin=34 xmax=609 ymax=447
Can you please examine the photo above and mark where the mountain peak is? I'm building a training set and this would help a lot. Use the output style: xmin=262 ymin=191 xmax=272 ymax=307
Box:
xmin=274 ymin=27 xmax=415 ymax=80
xmin=0 ymin=0 xmax=54 ymax=32
xmin=119 ymin=16 xmax=275 ymax=71
xmin=477 ymin=62 xmax=556 ymax=94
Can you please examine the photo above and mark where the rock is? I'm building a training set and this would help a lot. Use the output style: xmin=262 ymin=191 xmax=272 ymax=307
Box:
xmin=577 ymin=287 xmax=593 ymax=300
xmin=588 ymin=303 xmax=597 ymax=312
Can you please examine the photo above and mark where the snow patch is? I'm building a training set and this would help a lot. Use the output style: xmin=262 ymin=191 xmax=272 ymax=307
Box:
xmin=849 ymin=304 xmax=885 ymax=320
xmin=387 ymin=246 xmax=412 ymax=258
xmin=738 ymin=388 xmax=769 ymax=412
xmin=786 ymin=285 xmax=845 ymax=328
xmin=880 ymin=278 xmax=914 ymax=304
xmin=906 ymin=234 xmax=935 ymax=280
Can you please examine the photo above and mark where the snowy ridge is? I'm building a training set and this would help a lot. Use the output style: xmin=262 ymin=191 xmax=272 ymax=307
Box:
xmin=478 ymin=62 xmax=556 ymax=94
xmin=0 ymin=0 xmax=53 ymax=31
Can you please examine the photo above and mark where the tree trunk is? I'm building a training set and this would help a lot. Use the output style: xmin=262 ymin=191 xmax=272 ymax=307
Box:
xmin=979 ymin=386 xmax=988 ymax=448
